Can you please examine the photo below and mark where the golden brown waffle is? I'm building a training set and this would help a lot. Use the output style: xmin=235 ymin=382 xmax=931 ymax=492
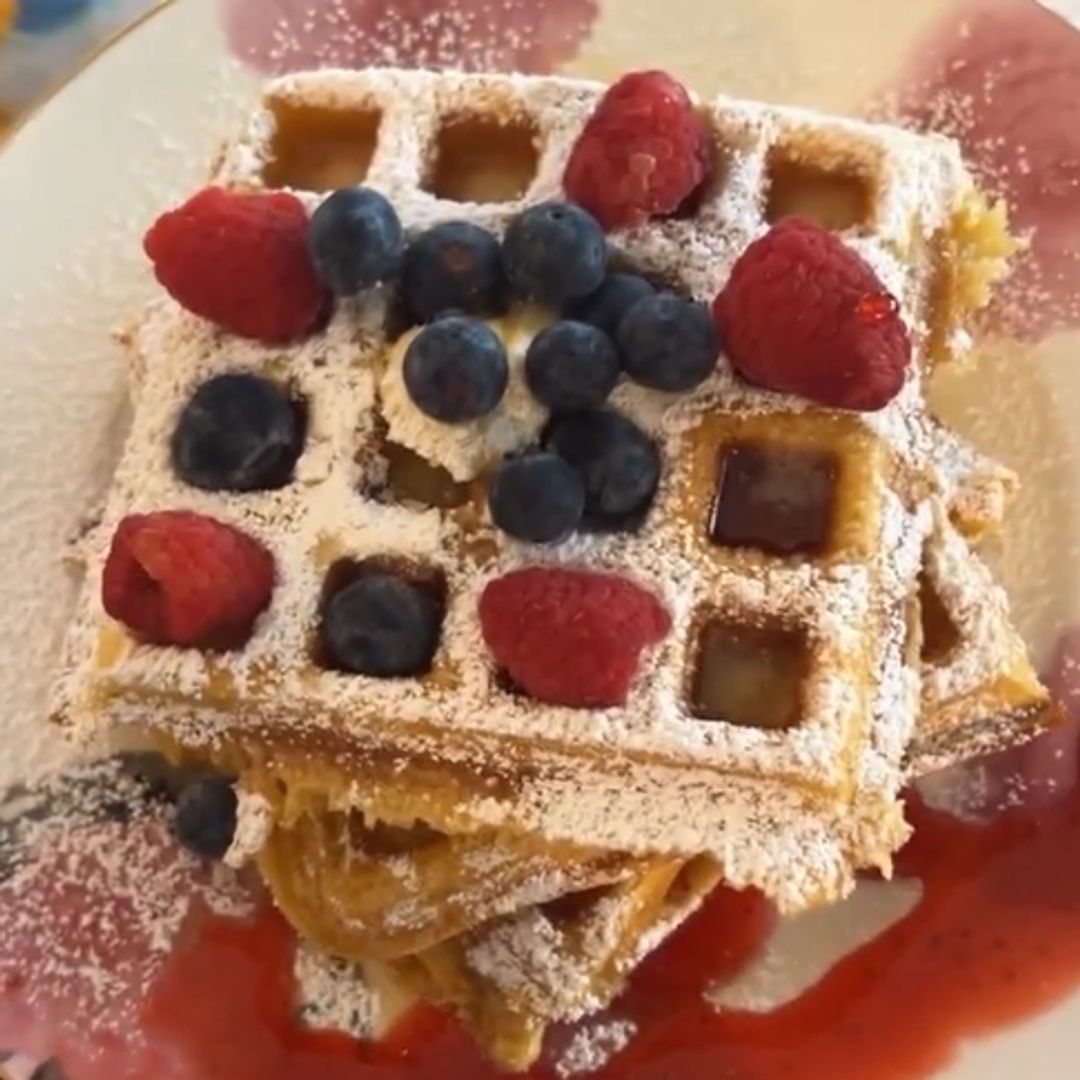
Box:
xmin=396 ymin=857 xmax=722 ymax=1071
xmin=257 ymin=810 xmax=637 ymax=961
xmin=49 ymin=66 xmax=1061 ymax=1074
xmin=924 ymin=418 xmax=1019 ymax=541
xmin=907 ymin=506 xmax=1055 ymax=776
xmin=53 ymin=68 xmax=1031 ymax=916
xmin=250 ymin=469 xmax=1046 ymax=1072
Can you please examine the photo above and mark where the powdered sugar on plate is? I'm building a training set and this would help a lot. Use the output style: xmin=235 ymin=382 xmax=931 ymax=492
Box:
xmin=0 ymin=759 xmax=254 ymax=1053
xmin=554 ymin=1017 xmax=637 ymax=1077
xmin=293 ymin=942 xmax=377 ymax=1040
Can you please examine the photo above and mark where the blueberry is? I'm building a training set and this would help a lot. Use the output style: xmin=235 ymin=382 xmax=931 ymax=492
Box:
xmin=618 ymin=293 xmax=718 ymax=392
xmin=309 ymin=187 xmax=404 ymax=295
xmin=489 ymin=452 xmax=586 ymax=543
xmin=568 ymin=273 xmax=655 ymax=336
xmin=322 ymin=573 xmax=442 ymax=677
xmin=544 ymin=410 xmax=660 ymax=531
xmin=174 ymin=775 xmax=237 ymax=861
xmin=501 ymin=201 xmax=608 ymax=307
xmin=402 ymin=221 xmax=507 ymax=322
xmin=403 ymin=316 xmax=509 ymax=422
xmin=171 ymin=373 xmax=303 ymax=492
xmin=525 ymin=320 xmax=621 ymax=413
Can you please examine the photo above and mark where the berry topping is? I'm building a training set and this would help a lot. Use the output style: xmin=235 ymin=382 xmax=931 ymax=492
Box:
xmin=403 ymin=313 xmax=507 ymax=421
xmin=143 ymin=187 xmax=327 ymax=344
xmin=308 ymin=187 xmax=404 ymax=295
xmin=568 ymin=272 xmax=655 ymax=336
xmin=501 ymin=201 xmax=608 ymax=306
xmin=174 ymin=775 xmax=238 ymax=861
xmin=618 ymin=292 xmax=718 ymax=392
xmin=322 ymin=573 xmax=442 ymax=677
xmin=544 ymin=410 xmax=660 ymax=531
xmin=524 ymin=319 xmax=621 ymax=412
xmin=171 ymin=373 xmax=304 ymax=492
xmin=403 ymin=315 xmax=509 ymax=423
xmin=402 ymin=221 xmax=508 ymax=322
xmin=102 ymin=511 xmax=274 ymax=650
xmin=488 ymin=451 xmax=586 ymax=543
xmin=713 ymin=217 xmax=912 ymax=411
xmin=564 ymin=70 xmax=713 ymax=231
xmin=479 ymin=567 xmax=671 ymax=708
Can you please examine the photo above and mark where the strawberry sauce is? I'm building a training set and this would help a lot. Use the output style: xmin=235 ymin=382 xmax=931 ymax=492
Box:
xmin=4 ymin=721 xmax=1074 ymax=1080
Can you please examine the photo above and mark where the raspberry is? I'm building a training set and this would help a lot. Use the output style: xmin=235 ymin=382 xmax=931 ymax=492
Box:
xmin=143 ymin=187 xmax=327 ymax=344
xmin=713 ymin=217 xmax=912 ymax=411
xmin=564 ymin=70 xmax=713 ymax=231
xmin=479 ymin=567 xmax=670 ymax=708
xmin=102 ymin=511 xmax=275 ymax=650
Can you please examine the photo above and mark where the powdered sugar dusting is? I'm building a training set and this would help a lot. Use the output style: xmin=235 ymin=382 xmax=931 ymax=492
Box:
xmin=0 ymin=759 xmax=254 ymax=1049
xmin=293 ymin=942 xmax=377 ymax=1039
xmin=51 ymin=69 xmax=1048 ymax=919
xmin=224 ymin=789 xmax=273 ymax=869
xmin=554 ymin=1017 xmax=636 ymax=1077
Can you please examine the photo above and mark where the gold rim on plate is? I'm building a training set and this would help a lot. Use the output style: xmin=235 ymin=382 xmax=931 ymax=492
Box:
xmin=0 ymin=0 xmax=176 ymax=148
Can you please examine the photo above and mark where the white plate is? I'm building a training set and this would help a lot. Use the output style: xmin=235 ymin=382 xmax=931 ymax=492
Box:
xmin=0 ymin=0 xmax=1077 ymax=1076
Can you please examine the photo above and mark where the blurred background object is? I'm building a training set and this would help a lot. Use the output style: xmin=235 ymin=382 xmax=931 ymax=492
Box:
xmin=0 ymin=0 xmax=15 ymax=39
xmin=0 ymin=0 xmax=157 ymax=132
xmin=0 ymin=0 xmax=15 ymax=135
xmin=15 ymin=0 xmax=93 ymax=33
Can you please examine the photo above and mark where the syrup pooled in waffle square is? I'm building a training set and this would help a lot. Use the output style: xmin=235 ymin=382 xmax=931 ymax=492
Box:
xmin=55 ymin=66 xmax=1036 ymax=922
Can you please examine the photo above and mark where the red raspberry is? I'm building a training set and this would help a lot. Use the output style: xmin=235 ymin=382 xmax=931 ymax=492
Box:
xmin=713 ymin=217 xmax=912 ymax=411
xmin=143 ymin=187 xmax=327 ymax=344
xmin=478 ymin=567 xmax=671 ymax=708
xmin=564 ymin=70 xmax=713 ymax=231
xmin=102 ymin=511 xmax=275 ymax=650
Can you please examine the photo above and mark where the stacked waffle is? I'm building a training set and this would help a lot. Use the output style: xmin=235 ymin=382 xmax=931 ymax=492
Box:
xmin=54 ymin=69 xmax=1054 ymax=1069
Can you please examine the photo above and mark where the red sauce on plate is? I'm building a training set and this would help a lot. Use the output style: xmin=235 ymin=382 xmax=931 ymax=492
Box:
xmin=4 ymin=715 xmax=1080 ymax=1079
xmin=4 ymin=721 xmax=1075 ymax=1075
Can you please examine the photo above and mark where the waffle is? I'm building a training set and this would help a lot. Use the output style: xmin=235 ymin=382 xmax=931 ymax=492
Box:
xmin=249 ymin=451 xmax=1048 ymax=1071
xmin=395 ymin=856 xmax=723 ymax=1070
xmin=53 ymin=68 xmax=1035 ymax=921
xmin=908 ymin=506 xmax=1055 ymax=776
xmin=49 ymin=66 xmax=1061 ymax=1073
xmin=257 ymin=810 xmax=639 ymax=961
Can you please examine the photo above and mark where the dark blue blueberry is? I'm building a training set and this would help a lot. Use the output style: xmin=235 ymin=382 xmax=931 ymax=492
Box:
xmin=525 ymin=320 xmax=621 ymax=412
xmin=323 ymin=573 xmax=442 ymax=677
xmin=308 ymin=187 xmax=404 ymax=295
xmin=171 ymin=373 xmax=303 ymax=492
xmin=488 ymin=451 xmax=586 ymax=543
xmin=544 ymin=410 xmax=660 ymax=531
xmin=617 ymin=292 xmax=718 ymax=392
xmin=402 ymin=221 xmax=507 ymax=322
xmin=174 ymin=775 xmax=238 ymax=861
xmin=501 ymin=201 xmax=608 ymax=307
xmin=403 ymin=316 xmax=509 ymax=422
xmin=568 ymin=273 xmax=655 ymax=336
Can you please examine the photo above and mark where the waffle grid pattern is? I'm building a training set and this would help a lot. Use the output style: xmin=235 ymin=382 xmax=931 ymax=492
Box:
xmin=55 ymin=69 xmax=1036 ymax=913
